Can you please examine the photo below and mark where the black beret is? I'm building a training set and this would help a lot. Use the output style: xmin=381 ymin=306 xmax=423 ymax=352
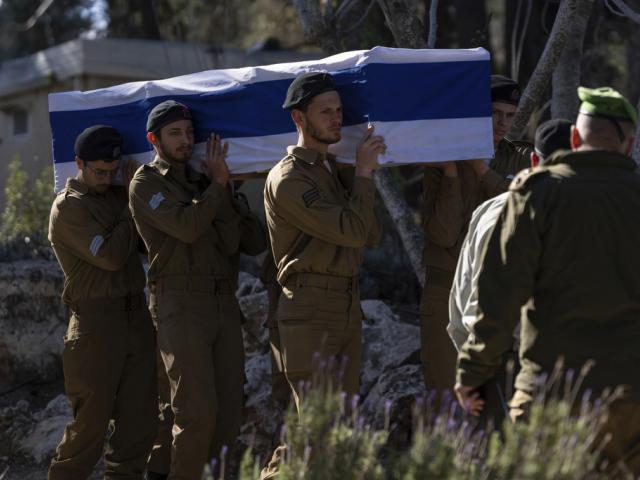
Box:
xmin=534 ymin=118 xmax=572 ymax=159
xmin=491 ymin=75 xmax=521 ymax=105
xmin=74 ymin=125 xmax=122 ymax=162
xmin=282 ymin=72 xmax=337 ymax=110
xmin=147 ymin=100 xmax=192 ymax=133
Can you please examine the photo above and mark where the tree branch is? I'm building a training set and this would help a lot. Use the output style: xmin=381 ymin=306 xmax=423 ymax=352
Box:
xmin=510 ymin=0 xmax=581 ymax=138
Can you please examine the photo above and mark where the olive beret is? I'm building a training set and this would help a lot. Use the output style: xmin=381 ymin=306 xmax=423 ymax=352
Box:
xmin=491 ymin=75 xmax=521 ymax=105
xmin=147 ymin=100 xmax=192 ymax=133
xmin=578 ymin=86 xmax=637 ymax=127
xmin=282 ymin=72 xmax=337 ymax=110
xmin=534 ymin=119 xmax=572 ymax=159
xmin=74 ymin=125 xmax=122 ymax=162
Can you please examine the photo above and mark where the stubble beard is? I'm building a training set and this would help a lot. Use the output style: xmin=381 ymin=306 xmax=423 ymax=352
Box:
xmin=157 ymin=141 xmax=193 ymax=164
xmin=306 ymin=120 xmax=341 ymax=145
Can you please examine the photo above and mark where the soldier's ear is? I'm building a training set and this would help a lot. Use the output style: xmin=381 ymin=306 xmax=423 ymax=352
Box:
xmin=291 ymin=110 xmax=305 ymax=130
xmin=147 ymin=131 xmax=157 ymax=146
xmin=530 ymin=151 xmax=539 ymax=168
xmin=75 ymin=156 xmax=83 ymax=169
xmin=570 ymin=125 xmax=582 ymax=151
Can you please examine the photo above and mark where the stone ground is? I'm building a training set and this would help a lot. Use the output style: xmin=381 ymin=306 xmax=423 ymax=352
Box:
xmin=0 ymin=261 xmax=423 ymax=479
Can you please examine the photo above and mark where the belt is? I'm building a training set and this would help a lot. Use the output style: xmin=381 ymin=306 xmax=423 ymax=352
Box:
xmin=284 ymin=272 xmax=359 ymax=293
xmin=154 ymin=275 xmax=234 ymax=295
xmin=70 ymin=293 xmax=146 ymax=314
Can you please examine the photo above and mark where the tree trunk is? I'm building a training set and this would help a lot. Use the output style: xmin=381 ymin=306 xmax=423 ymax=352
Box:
xmin=551 ymin=0 xmax=594 ymax=120
xmin=376 ymin=0 xmax=427 ymax=48
xmin=510 ymin=0 xmax=582 ymax=139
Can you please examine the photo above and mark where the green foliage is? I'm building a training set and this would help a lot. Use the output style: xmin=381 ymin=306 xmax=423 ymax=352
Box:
xmin=0 ymin=0 xmax=92 ymax=61
xmin=205 ymin=369 xmax=611 ymax=480
xmin=0 ymin=156 xmax=54 ymax=260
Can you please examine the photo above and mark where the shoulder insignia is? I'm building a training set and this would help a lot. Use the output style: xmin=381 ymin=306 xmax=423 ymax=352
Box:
xmin=149 ymin=192 xmax=165 ymax=210
xmin=302 ymin=187 xmax=321 ymax=207
xmin=89 ymin=235 xmax=105 ymax=256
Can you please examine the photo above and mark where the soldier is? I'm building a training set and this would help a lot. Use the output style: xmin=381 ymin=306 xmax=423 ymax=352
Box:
xmin=420 ymin=74 xmax=532 ymax=395
xmin=455 ymin=87 xmax=640 ymax=476
xmin=264 ymin=71 xmax=385 ymax=410
xmin=129 ymin=101 xmax=244 ymax=480
xmin=48 ymin=125 xmax=157 ymax=479
xmin=448 ymin=118 xmax=572 ymax=427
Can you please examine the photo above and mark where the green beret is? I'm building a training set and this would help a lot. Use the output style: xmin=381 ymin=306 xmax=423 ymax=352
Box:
xmin=74 ymin=125 xmax=122 ymax=162
xmin=578 ymin=86 xmax=637 ymax=127
xmin=282 ymin=72 xmax=337 ymax=110
xmin=534 ymin=119 xmax=572 ymax=159
xmin=147 ymin=100 xmax=192 ymax=133
xmin=491 ymin=75 xmax=521 ymax=105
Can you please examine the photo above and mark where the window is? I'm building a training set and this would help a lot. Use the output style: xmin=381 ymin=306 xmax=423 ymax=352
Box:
xmin=13 ymin=108 xmax=28 ymax=135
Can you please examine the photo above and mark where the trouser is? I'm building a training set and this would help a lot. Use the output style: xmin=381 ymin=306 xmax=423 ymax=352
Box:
xmin=146 ymin=349 xmax=173 ymax=475
xmin=419 ymin=270 xmax=457 ymax=395
xmin=509 ymin=390 xmax=640 ymax=478
xmin=265 ymin=280 xmax=291 ymax=409
xmin=278 ymin=273 xmax=362 ymax=413
xmin=155 ymin=278 xmax=245 ymax=480
xmin=48 ymin=294 xmax=157 ymax=480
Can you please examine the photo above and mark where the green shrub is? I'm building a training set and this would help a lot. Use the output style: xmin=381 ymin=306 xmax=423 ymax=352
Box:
xmin=0 ymin=156 xmax=54 ymax=260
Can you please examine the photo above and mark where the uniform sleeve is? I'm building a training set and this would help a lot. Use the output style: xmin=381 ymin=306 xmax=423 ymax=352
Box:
xmin=422 ymin=167 xmax=464 ymax=248
xmin=456 ymin=189 xmax=542 ymax=387
xmin=448 ymin=229 xmax=474 ymax=351
xmin=479 ymin=168 xmax=509 ymax=197
xmin=271 ymin=173 xmax=376 ymax=248
xmin=50 ymin=200 xmax=137 ymax=272
xmin=129 ymin=173 xmax=228 ymax=244
xmin=365 ymin=208 xmax=383 ymax=248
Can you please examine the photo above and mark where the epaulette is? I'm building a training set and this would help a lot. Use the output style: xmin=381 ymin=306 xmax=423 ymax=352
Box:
xmin=509 ymin=166 xmax=549 ymax=191
xmin=507 ymin=139 xmax=534 ymax=154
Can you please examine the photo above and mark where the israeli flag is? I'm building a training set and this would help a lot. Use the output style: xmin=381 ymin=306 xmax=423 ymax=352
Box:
xmin=48 ymin=46 xmax=493 ymax=192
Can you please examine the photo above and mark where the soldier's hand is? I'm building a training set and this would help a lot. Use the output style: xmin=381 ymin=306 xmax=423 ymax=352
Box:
xmin=123 ymin=158 xmax=139 ymax=194
xmin=355 ymin=124 xmax=386 ymax=178
xmin=454 ymin=384 xmax=485 ymax=416
xmin=202 ymin=133 xmax=230 ymax=186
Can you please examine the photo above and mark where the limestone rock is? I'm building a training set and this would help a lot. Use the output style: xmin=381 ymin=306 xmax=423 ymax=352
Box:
xmin=0 ymin=261 xmax=66 ymax=383
xmin=360 ymin=300 xmax=421 ymax=398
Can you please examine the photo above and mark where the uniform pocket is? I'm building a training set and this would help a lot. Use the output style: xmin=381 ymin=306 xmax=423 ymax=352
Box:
xmin=277 ymin=287 xmax=317 ymax=324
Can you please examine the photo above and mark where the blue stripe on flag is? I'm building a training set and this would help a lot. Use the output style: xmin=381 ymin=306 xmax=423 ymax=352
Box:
xmin=49 ymin=60 xmax=490 ymax=165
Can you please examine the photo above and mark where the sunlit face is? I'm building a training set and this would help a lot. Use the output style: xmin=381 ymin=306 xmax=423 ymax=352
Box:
xmin=78 ymin=158 xmax=119 ymax=194
xmin=298 ymin=91 xmax=343 ymax=145
xmin=156 ymin=119 xmax=194 ymax=164
xmin=492 ymin=101 xmax=517 ymax=148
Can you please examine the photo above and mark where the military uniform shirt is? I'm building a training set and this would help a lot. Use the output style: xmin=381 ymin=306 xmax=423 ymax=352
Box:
xmin=129 ymin=156 xmax=237 ymax=282
xmin=48 ymin=178 xmax=145 ymax=304
xmin=264 ymin=146 xmax=381 ymax=285
xmin=422 ymin=138 xmax=532 ymax=276
xmin=457 ymin=150 xmax=640 ymax=400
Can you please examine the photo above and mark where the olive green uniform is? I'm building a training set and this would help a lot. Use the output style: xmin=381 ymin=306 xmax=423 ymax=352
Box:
xmin=129 ymin=157 xmax=244 ymax=480
xmin=264 ymin=146 xmax=381 ymax=408
xmin=48 ymin=178 xmax=157 ymax=480
xmin=146 ymin=186 xmax=266 ymax=477
xmin=420 ymin=139 xmax=531 ymax=393
xmin=457 ymin=150 xmax=640 ymax=474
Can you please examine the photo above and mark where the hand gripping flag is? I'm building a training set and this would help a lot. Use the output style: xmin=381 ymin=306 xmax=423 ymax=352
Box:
xmin=48 ymin=46 xmax=493 ymax=192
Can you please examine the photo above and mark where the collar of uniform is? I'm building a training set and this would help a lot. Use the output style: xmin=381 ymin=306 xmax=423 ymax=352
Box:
xmin=152 ymin=156 xmax=201 ymax=181
xmin=152 ymin=156 xmax=172 ymax=176
xmin=66 ymin=177 xmax=89 ymax=195
xmin=287 ymin=145 xmax=336 ymax=165
xmin=545 ymin=149 xmax=636 ymax=170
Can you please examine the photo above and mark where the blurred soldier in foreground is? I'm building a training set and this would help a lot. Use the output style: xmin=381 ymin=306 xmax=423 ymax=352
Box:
xmin=130 ymin=101 xmax=245 ymax=480
xmin=455 ymin=87 xmax=640 ymax=476
xmin=48 ymin=126 xmax=157 ymax=479
xmin=420 ymin=75 xmax=533 ymax=395
xmin=448 ymin=118 xmax=572 ymax=427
